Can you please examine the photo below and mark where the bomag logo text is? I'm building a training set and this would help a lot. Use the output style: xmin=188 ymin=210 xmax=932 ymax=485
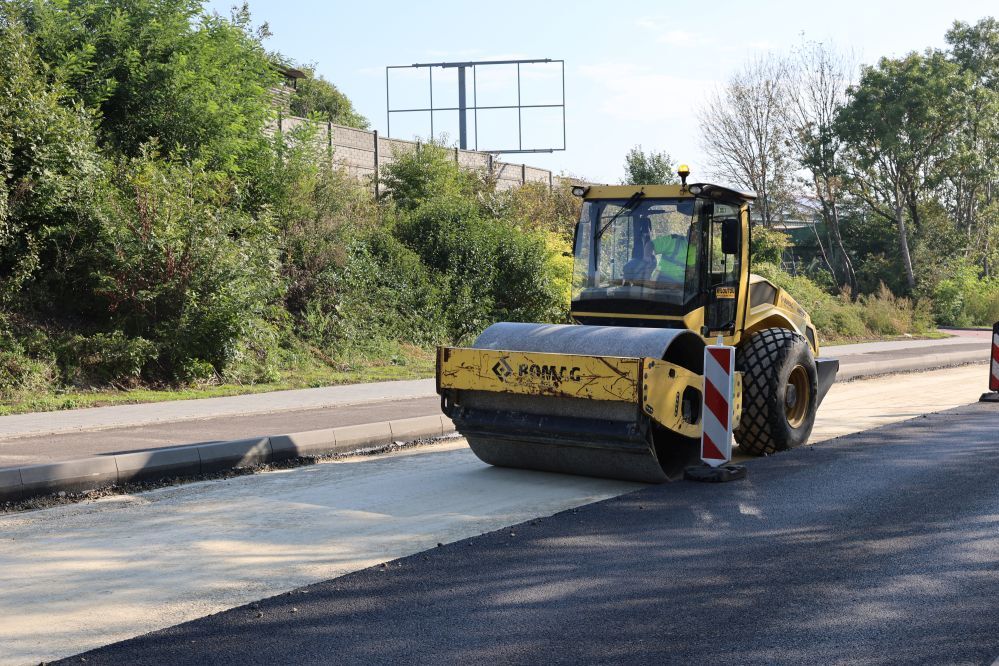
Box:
xmin=517 ymin=364 xmax=582 ymax=382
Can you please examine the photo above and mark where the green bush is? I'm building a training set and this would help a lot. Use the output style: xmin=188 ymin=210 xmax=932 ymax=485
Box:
xmin=381 ymin=141 xmax=484 ymax=211
xmin=300 ymin=227 xmax=445 ymax=350
xmin=95 ymin=149 xmax=283 ymax=380
xmin=0 ymin=17 xmax=107 ymax=307
xmin=930 ymin=259 xmax=999 ymax=327
xmin=750 ymin=225 xmax=790 ymax=266
xmin=753 ymin=262 xmax=931 ymax=340
xmin=0 ymin=330 xmax=56 ymax=399
xmin=57 ymin=331 xmax=157 ymax=386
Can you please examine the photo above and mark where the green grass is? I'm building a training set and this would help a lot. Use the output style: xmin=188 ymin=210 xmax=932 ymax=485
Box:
xmin=0 ymin=346 xmax=435 ymax=417
xmin=821 ymin=330 xmax=951 ymax=346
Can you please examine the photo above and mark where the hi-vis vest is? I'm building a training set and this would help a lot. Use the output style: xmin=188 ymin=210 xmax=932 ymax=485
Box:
xmin=652 ymin=235 xmax=695 ymax=282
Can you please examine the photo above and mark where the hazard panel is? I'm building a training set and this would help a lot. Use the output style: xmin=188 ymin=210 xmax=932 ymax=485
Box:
xmin=991 ymin=323 xmax=999 ymax=392
xmin=701 ymin=345 xmax=735 ymax=467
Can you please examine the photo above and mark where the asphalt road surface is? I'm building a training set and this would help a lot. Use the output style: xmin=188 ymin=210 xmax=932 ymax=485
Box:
xmin=62 ymin=401 xmax=999 ymax=665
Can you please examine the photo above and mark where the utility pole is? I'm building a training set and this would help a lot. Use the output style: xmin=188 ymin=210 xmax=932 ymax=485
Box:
xmin=457 ymin=65 xmax=467 ymax=150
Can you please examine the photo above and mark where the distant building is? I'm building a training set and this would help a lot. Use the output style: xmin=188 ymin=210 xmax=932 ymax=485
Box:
xmin=270 ymin=65 xmax=306 ymax=114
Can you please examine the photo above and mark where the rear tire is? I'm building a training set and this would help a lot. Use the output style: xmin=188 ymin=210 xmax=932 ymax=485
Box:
xmin=735 ymin=328 xmax=818 ymax=456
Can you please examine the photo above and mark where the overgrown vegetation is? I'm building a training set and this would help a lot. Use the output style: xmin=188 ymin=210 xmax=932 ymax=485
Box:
xmin=0 ymin=0 xmax=576 ymax=410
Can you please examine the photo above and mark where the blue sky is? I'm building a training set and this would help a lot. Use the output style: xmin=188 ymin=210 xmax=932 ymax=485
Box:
xmin=207 ymin=0 xmax=997 ymax=184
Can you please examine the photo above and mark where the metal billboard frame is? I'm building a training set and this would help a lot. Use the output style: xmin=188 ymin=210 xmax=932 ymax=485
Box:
xmin=385 ymin=58 xmax=565 ymax=154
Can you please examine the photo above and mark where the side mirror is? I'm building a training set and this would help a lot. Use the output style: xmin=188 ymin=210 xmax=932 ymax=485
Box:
xmin=721 ymin=218 xmax=739 ymax=255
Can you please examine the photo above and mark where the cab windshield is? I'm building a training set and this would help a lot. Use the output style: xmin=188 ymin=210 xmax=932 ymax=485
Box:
xmin=572 ymin=197 xmax=706 ymax=308
xmin=572 ymin=195 xmax=743 ymax=324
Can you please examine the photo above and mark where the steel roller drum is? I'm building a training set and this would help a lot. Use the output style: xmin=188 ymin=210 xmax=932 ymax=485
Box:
xmin=451 ymin=323 xmax=705 ymax=483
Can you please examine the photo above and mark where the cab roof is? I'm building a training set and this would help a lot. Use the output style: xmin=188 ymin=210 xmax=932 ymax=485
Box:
xmin=581 ymin=183 xmax=757 ymax=205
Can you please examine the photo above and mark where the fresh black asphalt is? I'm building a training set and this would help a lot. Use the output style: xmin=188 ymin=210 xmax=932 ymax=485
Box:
xmin=63 ymin=402 xmax=999 ymax=665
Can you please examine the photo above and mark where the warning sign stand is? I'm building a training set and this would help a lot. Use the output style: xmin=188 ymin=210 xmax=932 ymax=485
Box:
xmin=685 ymin=341 xmax=747 ymax=483
xmin=980 ymin=322 xmax=999 ymax=403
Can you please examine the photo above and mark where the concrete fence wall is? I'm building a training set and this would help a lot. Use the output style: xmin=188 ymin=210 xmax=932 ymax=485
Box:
xmin=272 ymin=114 xmax=555 ymax=194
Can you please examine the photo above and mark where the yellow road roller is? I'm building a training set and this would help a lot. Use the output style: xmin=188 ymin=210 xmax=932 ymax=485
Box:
xmin=437 ymin=170 xmax=838 ymax=482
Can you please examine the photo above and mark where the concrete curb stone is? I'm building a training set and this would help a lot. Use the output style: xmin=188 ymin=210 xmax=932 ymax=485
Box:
xmin=18 ymin=457 xmax=119 ymax=498
xmin=838 ymin=354 xmax=986 ymax=381
xmin=269 ymin=429 xmax=337 ymax=459
xmin=333 ymin=422 xmax=393 ymax=451
xmin=115 ymin=446 xmax=202 ymax=483
xmin=197 ymin=437 xmax=272 ymax=473
xmin=2 ymin=415 xmax=463 ymax=504
xmin=389 ymin=415 xmax=445 ymax=441
xmin=0 ymin=467 xmax=24 ymax=501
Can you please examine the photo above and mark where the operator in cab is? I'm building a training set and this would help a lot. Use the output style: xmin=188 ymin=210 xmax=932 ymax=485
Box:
xmin=623 ymin=215 xmax=695 ymax=287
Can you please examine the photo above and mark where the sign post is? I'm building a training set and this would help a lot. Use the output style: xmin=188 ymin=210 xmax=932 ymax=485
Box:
xmin=685 ymin=341 xmax=747 ymax=482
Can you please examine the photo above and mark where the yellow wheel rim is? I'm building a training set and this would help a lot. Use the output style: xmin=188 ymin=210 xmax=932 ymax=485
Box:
xmin=784 ymin=365 xmax=811 ymax=429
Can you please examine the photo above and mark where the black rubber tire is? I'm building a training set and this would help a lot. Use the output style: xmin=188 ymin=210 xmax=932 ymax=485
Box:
xmin=735 ymin=328 xmax=818 ymax=456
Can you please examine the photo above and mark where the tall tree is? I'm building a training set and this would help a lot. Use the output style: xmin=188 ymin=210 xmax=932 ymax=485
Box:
xmin=698 ymin=55 xmax=794 ymax=227
xmin=19 ymin=0 xmax=277 ymax=173
xmin=835 ymin=50 xmax=967 ymax=291
xmin=786 ymin=40 xmax=857 ymax=292
xmin=620 ymin=145 xmax=677 ymax=185
xmin=945 ymin=18 xmax=999 ymax=277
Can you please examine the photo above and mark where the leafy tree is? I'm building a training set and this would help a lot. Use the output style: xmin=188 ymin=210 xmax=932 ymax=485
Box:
xmin=0 ymin=15 xmax=106 ymax=307
xmin=19 ymin=0 xmax=277 ymax=174
xmin=381 ymin=141 xmax=482 ymax=210
xmin=621 ymin=145 xmax=677 ymax=185
xmin=836 ymin=50 xmax=968 ymax=291
xmin=945 ymin=18 xmax=999 ymax=277
xmin=289 ymin=68 xmax=369 ymax=129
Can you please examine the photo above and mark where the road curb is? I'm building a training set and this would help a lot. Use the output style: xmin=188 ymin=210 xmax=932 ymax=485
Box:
xmin=0 ymin=415 xmax=457 ymax=503
xmin=837 ymin=353 xmax=987 ymax=381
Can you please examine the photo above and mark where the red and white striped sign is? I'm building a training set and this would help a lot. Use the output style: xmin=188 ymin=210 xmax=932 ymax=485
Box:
xmin=990 ymin=323 xmax=999 ymax=392
xmin=702 ymin=344 xmax=735 ymax=467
